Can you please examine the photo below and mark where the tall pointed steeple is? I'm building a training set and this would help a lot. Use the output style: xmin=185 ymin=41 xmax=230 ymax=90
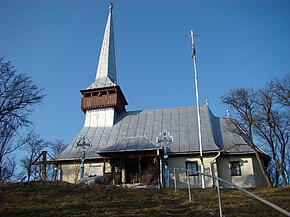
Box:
xmin=80 ymin=3 xmax=127 ymax=128
xmin=88 ymin=3 xmax=117 ymax=89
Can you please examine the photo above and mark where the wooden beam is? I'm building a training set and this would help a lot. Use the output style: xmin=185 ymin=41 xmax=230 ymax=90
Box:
xmin=102 ymin=158 xmax=106 ymax=175
xmin=41 ymin=151 xmax=47 ymax=181
xmin=119 ymin=157 xmax=122 ymax=184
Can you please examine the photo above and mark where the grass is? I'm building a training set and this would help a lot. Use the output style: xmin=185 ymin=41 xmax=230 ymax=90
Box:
xmin=0 ymin=182 xmax=289 ymax=217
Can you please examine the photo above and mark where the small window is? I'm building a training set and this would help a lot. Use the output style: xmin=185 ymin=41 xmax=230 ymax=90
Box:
xmin=185 ymin=161 xmax=198 ymax=176
xmin=230 ymin=161 xmax=241 ymax=176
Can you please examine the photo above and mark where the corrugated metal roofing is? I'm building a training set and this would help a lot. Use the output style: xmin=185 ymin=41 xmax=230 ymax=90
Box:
xmin=56 ymin=105 xmax=252 ymax=161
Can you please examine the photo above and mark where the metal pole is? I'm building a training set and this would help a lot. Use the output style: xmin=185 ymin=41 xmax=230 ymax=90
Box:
xmin=80 ymin=151 xmax=85 ymax=179
xmin=165 ymin=165 xmax=169 ymax=188
xmin=187 ymin=172 xmax=192 ymax=202
xmin=174 ymin=168 xmax=177 ymax=192
xmin=216 ymin=179 xmax=223 ymax=217
xmin=164 ymin=145 xmax=169 ymax=188
xmin=190 ymin=30 xmax=205 ymax=189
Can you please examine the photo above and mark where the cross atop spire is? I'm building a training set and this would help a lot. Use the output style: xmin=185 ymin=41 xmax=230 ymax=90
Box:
xmin=87 ymin=3 xmax=117 ymax=89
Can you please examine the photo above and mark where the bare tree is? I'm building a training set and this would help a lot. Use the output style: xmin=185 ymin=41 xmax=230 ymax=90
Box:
xmin=270 ymin=73 xmax=290 ymax=107
xmin=221 ymin=87 xmax=272 ymax=187
xmin=48 ymin=140 xmax=67 ymax=158
xmin=0 ymin=57 xmax=44 ymax=182
xmin=222 ymin=74 xmax=290 ymax=187
xmin=20 ymin=131 xmax=47 ymax=182
xmin=254 ymin=74 xmax=289 ymax=187
xmin=46 ymin=140 xmax=67 ymax=181
xmin=0 ymin=155 xmax=16 ymax=182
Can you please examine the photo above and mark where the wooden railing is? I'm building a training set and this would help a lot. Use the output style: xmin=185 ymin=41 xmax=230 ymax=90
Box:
xmin=81 ymin=94 xmax=117 ymax=111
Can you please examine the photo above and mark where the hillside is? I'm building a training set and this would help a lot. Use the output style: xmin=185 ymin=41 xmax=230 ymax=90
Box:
xmin=0 ymin=182 xmax=289 ymax=217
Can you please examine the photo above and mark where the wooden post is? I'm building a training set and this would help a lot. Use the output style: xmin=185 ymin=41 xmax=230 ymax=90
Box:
xmin=174 ymin=168 xmax=177 ymax=192
xmin=119 ymin=158 xmax=122 ymax=184
xmin=41 ymin=151 xmax=47 ymax=181
xmin=102 ymin=158 xmax=106 ymax=183
xmin=138 ymin=156 xmax=141 ymax=183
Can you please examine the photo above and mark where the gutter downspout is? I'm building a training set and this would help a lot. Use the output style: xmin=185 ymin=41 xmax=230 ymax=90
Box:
xmin=210 ymin=151 xmax=221 ymax=188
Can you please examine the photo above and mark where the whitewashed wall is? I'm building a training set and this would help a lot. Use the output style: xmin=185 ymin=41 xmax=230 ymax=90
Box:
xmin=168 ymin=155 xmax=219 ymax=188
xmin=61 ymin=162 xmax=104 ymax=184
xmin=84 ymin=108 xmax=116 ymax=127
xmin=217 ymin=155 xmax=267 ymax=188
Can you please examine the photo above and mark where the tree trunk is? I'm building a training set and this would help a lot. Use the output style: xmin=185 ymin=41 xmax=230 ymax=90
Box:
xmin=280 ymin=157 xmax=288 ymax=187
xmin=281 ymin=169 xmax=288 ymax=187
xmin=274 ymin=158 xmax=280 ymax=187
xmin=252 ymin=147 xmax=272 ymax=187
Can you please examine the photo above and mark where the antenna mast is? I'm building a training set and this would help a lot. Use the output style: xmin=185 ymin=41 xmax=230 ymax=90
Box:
xmin=190 ymin=30 xmax=205 ymax=189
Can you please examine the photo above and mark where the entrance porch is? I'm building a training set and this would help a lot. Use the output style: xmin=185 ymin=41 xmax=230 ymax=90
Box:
xmin=98 ymin=137 xmax=162 ymax=186
xmin=101 ymin=151 xmax=160 ymax=186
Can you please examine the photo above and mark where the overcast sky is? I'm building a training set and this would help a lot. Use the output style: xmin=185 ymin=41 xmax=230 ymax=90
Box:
xmin=1 ymin=0 xmax=289 ymax=147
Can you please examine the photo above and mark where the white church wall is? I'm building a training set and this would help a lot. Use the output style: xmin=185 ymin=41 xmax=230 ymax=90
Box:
xmin=61 ymin=161 xmax=104 ymax=184
xmin=217 ymin=155 xmax=267 ymax=188
xmin=168 ymin=155 xmax=219 ymax=188
xmin=59 ymin=154 xmax=267 ymax=188
xmin=84 ymin=108 xmax=115 ymax=128
xmin=252 ymin=156 xmax=268 ymax=187
xmin=61 ymin=163 xmax=81 ymax=184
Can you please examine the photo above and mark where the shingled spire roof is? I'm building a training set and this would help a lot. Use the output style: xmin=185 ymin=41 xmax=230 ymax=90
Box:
xmin=87 ymin=3 xmax=117 ymax=89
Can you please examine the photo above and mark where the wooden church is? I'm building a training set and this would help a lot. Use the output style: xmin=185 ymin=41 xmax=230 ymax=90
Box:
xmin=54 ymin=4 xmax=269 ymax=188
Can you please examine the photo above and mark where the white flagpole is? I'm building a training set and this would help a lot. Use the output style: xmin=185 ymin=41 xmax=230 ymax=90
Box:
xmin=191 ymin=30 xmax=205 ymax=189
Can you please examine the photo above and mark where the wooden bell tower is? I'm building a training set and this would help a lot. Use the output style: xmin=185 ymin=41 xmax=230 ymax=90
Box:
xmin=80 ymin=3 xmax=128 ymax=128
xmin=80 ymin=86 xmax=127 ymax=113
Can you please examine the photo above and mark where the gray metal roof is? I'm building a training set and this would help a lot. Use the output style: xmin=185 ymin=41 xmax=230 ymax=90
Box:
xmin=56 ymin=106 xmax=252 ymax=161
xmin=86 ymin=77 xmax=116 ymax=89
xmin=207 ymin=109 xmax=252 ymax=153
xmin=100 ymin=136 xmax=159 ymax=153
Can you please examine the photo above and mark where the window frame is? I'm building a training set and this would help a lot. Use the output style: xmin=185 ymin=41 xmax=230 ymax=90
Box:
xmin=185 ymin=161 xmax=198 ymax=176
xmin=229 ymin=161 xmax=242 ymax=176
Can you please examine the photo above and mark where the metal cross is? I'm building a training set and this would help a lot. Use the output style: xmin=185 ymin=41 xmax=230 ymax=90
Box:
xmin=156 ymin=130 xmax=173 ymax=146
xmin=76 ymin=136 xmax=92 ymax=179
xmin=156 ymin=130 xmax=173 ymax=188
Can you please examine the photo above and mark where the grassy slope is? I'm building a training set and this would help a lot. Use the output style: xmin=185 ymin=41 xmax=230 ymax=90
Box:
xmin=0 ymin=182 xmax=289 ymax=217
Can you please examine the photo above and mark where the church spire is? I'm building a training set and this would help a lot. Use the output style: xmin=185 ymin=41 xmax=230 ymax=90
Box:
xmin=87 ymin=2 xmax=117 ymax=89
xmin=81 ymin=3 xmax=127 ymax=117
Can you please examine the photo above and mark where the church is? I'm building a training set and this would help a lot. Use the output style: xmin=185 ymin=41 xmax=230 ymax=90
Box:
xmin=54 ymin=4 xmax=269 ymax=188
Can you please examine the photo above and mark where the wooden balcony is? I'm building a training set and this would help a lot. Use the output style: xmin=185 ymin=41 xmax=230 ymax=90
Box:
xmin=81 ymin=86 xmax=127 ymax=113
xmin=81 ymin=94 xmax=117 ymax=111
